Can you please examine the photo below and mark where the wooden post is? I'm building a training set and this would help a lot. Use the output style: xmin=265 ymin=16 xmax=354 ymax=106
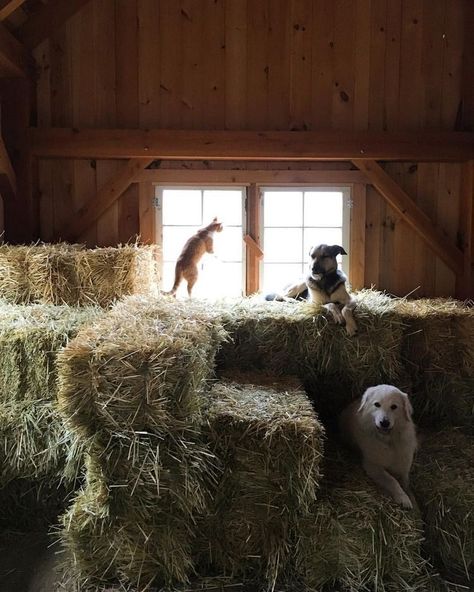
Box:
xmin=456 ymin=160 xmax=474 ymax=298
xmin=350 ymin=183 xmax=366 ymax=290
xmin=245 ymin=183 xmax=262 ymax=295
xmin=138 ymin=181 xmax=156 ymax=245
xmin=0 ymin=78 xmax=36 ymax=242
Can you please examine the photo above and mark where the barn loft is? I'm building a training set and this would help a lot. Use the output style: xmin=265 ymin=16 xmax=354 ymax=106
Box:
xmin=0 ymin=1 xmax=472 ymax=591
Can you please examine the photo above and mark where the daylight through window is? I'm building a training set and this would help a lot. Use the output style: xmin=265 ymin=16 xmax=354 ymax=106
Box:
xmin=157 ymin=187 xmax=245 ymax=298
xmin=262 ymin=188 xmax=351 ymax=293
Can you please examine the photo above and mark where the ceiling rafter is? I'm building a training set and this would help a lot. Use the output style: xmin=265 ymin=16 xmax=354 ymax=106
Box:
xmin=61 ymin=158 xmax=153 ymax=242
xmin=15 ymin=0 xmax=93 ymax=49
xmin=0 ymin=21 xmax=32 ymax=76
xmin=0 ymin=0 xmax=27 ymax=22
xmin=352 ymin=158 xmax=464 ymax=277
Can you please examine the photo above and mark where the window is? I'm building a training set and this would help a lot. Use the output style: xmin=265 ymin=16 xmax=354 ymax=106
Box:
xmin=262 ymin=187 xmax=351 ymax=293
xmin=156 ymin=187 xmax=245 ymax=298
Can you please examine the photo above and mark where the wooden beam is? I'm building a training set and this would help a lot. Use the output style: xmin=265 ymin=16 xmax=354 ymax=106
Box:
xmin=16 ymin=0 xmax=92 ymax=49
xmin=138 ymin=168 xmax=367 ymax=185
xmin=61 ymin=158 xmax=153 ymax=241
xmin=353 ymin=159 xmax=464 ymax=277
xmin=29 ymin=128 xmax=474 ymax=162
xmin=0 ymin=22 xmax=32 ymax=76
xmin=0 ymin=136 xmax=16 ymax=200
xmin=0 ymin=0 xmax=26 ymax=21
xmin=246 ymin=184 xmax=261 ymax=295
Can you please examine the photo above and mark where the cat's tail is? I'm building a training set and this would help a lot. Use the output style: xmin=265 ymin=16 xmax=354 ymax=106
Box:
xmin=162 ymin=266 xmax=182 ymax=297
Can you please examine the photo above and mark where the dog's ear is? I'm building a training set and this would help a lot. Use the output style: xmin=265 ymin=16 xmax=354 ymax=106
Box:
xmin=212 ymin=216 xmax=218 ymax=222
xmin=357 ymin=388 xmax=373 ymax=413
xmin=329 ymin=245 xmax=347 ymax=257
xmin=400 ymin=392 xmax=413 ymax=421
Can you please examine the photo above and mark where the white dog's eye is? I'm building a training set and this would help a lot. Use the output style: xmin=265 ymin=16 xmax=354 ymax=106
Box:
xmin=391 ymin=404 xmax=398 ymax=410
xmin=374 ymin=402 xmax=381 ymax=408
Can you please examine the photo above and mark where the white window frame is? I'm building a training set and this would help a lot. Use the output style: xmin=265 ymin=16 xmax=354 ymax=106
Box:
xmin=260 ymin=185 xmax=352 ymax=288
xmin=154 ymin=185 xmax=247 ymax=296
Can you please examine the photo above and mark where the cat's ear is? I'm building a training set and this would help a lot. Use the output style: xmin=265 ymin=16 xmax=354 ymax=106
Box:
xmin=212 ymin=216 xmax=218 ymax=222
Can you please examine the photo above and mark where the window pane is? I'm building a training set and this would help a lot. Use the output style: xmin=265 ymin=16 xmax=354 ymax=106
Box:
xmin=304 ymin=191 xmax=342 ymax=227
xmin=303 ymin=228 xmax=343 ymax=257
xmin=264 ymin=228 xmax=303 ymax=262
xmin=264 ymin=191 xmax=303 ymax=227
xmin=162 ymin=259 xmax=242 ymax=298
xmin=263 ymin=263 xmax=305 ymax=293
xmin=198 ymin=262 xmax=242 ymax=298
xmin=162 ymin=262 xmax=178 ymax=294
xmin=162 ymin=226 xmax=200 ymax=261
xmin=162 ymin=189 xmax=202 ymax=225
xmin=203 ymin=190 xmax=242 ymax=225
xmin=213 ymin=226 xmax=242 ymax=262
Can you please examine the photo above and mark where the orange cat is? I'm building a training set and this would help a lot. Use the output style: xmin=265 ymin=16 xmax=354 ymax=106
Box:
xmin=165 ymin=217 xmax=224 ymax=297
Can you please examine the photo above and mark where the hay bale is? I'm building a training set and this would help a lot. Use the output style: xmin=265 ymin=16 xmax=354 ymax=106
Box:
xmin=0 ymin=243 xmax=160 ymax=306
xmin=0 ymin=301 xmax=102 ymax=483
xmin=198 ymin=373 xmax=325 ymax=590
xmin=395 ymin=299 xmax=474 ymax=430
xmin=57 ymin=295 xmax=228 ymax=439
xmin=216 ymin=290 xmax=407 ymax=420
xmin=412 ymin=429 xmax=474 ymax=583
xmin=0 ymin=244 xmax=31 ymax=303
xmin=28 ymin=243 xmax=84 ymax=305
xmin=76 ymin=244 xmax=160 ymax=307
xmin=296 ymin=446 xmax=428 ymax=592
xmin=60 ymin=425 xmax=219 ymax=589
xmin=0 ymin=402 xmax=64 ymax=482
xmin=57 ymin=296 xmax=228 ymax=589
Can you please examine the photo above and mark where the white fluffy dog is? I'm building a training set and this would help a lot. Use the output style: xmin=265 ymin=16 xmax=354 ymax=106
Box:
xmin=339 ymin=384 xmax=417 ymax=509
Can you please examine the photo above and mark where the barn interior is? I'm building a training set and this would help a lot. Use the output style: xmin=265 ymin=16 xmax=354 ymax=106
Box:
xmin=0 ymin=1 xmax=473 ymax=591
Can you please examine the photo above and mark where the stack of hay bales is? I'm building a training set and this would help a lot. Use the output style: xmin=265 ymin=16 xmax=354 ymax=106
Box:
xmin=296 ymin=446 xmax=429 ymax=592
xmin=394 ymin=299 xmax=474 ymax=431
xmin=198 ymin=373 xmax=324 ymax=589
xmin=57 ymin=296 xmax=228 ymax=590
xmin=216 ymin=291 xmax=408 ymax=421
xmin=412 ymin=429 xmax=474 ymax=583
xmin=0 ymin=243 xmax=160 ymax=307
xmin=0 ymin=301 xmax=102 ymax=527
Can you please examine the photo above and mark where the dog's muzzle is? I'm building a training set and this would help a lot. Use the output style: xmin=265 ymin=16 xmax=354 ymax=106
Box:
xmin=310 ymin=264 xmax=325 ymax=280
xmin=376 ymin=418 xmax=392 ymax=433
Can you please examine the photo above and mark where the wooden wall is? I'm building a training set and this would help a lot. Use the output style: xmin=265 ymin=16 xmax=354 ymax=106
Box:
xmin=33 ymin=0 xmax=471 ymax=297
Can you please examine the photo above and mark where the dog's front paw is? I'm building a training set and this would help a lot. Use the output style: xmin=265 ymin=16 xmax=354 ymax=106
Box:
xmin=395 ymin=492 xmax=413 ymax=509
xmin=326 ymin=303 xmax=344 ymax=324
xmin=345 ymin=322 xmax=358 ymax=337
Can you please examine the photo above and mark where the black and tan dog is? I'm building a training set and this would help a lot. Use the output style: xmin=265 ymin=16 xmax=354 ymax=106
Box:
xmin=266 ymin=244 xmax=357 ymax=336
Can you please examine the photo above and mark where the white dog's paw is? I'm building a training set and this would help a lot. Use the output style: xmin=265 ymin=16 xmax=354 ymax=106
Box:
xmin=395 ymin=492 xmax=413 ymax=509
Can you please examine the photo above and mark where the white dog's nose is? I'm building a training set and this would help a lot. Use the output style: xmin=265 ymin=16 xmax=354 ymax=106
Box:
xmin=379 ymin=418 xmax=391 ymax=429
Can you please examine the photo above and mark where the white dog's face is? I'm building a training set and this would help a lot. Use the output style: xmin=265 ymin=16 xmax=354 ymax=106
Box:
xmin=358 ymin=385 xmax=413 ymax=434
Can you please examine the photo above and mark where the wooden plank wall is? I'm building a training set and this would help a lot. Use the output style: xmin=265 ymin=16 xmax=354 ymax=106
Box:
xmin=33 ymin=0 xmax=469 ymax=297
